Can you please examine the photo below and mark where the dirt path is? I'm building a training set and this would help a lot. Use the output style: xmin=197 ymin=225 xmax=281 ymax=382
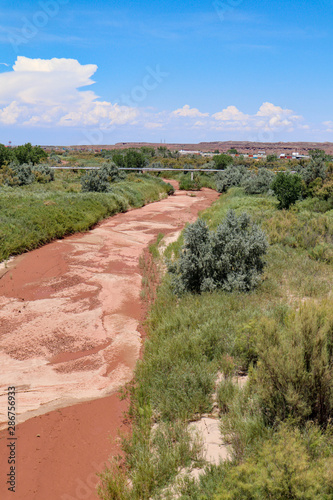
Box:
xmin=0 ymin=183 xmax=219 ymax=500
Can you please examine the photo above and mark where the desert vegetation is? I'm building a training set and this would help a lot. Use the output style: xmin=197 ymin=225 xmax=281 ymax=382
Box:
xmin=0 ymin=146 xmax=174 ymax=262
xmin=98 ymin=170 xmax=333 ymax=499
xmin=1 ymin=144 xmax=333 ymax=498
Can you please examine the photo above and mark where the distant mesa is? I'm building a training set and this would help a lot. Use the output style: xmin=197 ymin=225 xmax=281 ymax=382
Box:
xmin=42 ymin=141 xmax=333 ymax=157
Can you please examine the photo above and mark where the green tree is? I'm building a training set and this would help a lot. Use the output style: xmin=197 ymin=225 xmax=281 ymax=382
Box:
xmin=125 ymin=150 xmax=147 ymax=169
xmin=271 ymin=172 xmax=303 ymax=209
xmin=140 ymin=146 xmax=155 ymax=158
xmin=0 ymin=144 xmax=14 ymax=166
xmin=213 ymin=153 xmax=233 ymax=170
xmin=266 ymin=154 xmax=278 ymax=164
xmin=12 ymin=143 xmax=47 ymax=165
xmin=110 ymin=152 xmax=126 ymax=168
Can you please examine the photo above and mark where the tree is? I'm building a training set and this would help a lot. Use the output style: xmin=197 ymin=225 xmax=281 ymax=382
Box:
xmin=271 ymin=172 xmax=303 ymax=209
xmin=168 ymin=210 xmax=268 ymax=294
xmin=308 ymin=148 xmax=330 ymax=161
xmin=125 ymin=150 xmax=147 ymax=169
xmin=266 ymin=154 xmax=278 ymax=164
xmin=110 ymin=152 xmax=126 ymax=168
xmin=0 ymin=144 xmax=14 ymax=166
xmin=12 ymin=143 xmax=47 ymax=165
xmin=213 ymin=153 xmax=233 ymax=170
xmin=157 ymin=146 xmax=168 ymax=158
xmin=227 ymin=148 xmax=238 ymax=154
xmin=140 ymin=146 xmax=155 ymax=158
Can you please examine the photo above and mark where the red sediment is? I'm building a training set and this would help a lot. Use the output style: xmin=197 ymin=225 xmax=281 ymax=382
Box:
xmin=0 ymin=183 xmax=219 ymax=500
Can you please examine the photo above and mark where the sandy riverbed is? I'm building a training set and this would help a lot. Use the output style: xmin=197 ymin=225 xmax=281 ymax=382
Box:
xmin=0 ymin=183 xmax=219 ymax=500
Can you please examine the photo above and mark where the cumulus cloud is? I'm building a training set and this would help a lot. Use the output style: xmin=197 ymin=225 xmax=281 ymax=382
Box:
xmin=254 ymin=101 xmax=303 ymax=129
xmin=172 ymin=104 xmax=209 ymax=118
xmin=209 ymin=102 xmax=304 ymax=132
xmin=0 ymin=60 xmax=310 ymax=140
xmin=256 ymin=102 xmax=291 ymax=117
xmin=0 ymin=56 xmax=138 ymax=127
xmin=212 ymin=105 xmax=249 ymax=122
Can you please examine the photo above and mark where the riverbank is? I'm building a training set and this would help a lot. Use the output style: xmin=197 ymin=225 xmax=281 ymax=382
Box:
xmin=0 ymin=182 xmax=219 ymax=500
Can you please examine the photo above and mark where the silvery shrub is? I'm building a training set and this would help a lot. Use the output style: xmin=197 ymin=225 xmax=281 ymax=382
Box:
xmin=168 ymin=210 xmax=268 ymax=294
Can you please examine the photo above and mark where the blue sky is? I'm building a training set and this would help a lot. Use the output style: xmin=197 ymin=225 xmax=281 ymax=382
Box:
xmin=0 ymin=0 xmax=332 ymax=145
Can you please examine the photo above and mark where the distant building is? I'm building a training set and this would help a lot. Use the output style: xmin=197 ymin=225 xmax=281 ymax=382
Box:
xmin=179 ymin=149 xmax=202 ymax=156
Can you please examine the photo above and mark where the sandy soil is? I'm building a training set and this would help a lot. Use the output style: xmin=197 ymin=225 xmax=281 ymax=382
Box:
xmin=0 ymin=183 xmax=219 ymax=500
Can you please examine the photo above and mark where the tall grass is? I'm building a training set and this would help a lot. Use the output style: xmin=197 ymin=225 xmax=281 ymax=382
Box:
xmin=0 ymin=175 xmax=172 ymax=262
xmin=98 ymin=187 xmax=333 ymax=499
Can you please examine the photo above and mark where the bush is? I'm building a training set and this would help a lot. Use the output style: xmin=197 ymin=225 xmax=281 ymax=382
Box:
xmin=264 ymin=210 xmax=333 ymax=263
xmin=0 ymin=162 xmax=35 ymax=186
xmin=215 ymin=425 xmax=333 ymax=500
xmin=49 ymin=152 xmax=61 ymax=164
xmin=295 ymin=154 xmax=328 ymax=186
xmin=168 ymin=210 xmax=268 ymax=294
xmin=253 ymin=300 xmax=333 ymax=427
xmin=243 ymin=169 xmax=275 ymax=195
xmin=215 ymin=166 xmax=249 ymax=193
xmin=313 ymin=175 xmax=333 ymax=201
xmin=32 ymin=164 xmax=54 ymax=183
xmin=80 ymin=162 xmax=125 ymax=192
xmin=179 ymin=173 xmax=202 ymax=191
xmin=271 ymin=172 xmax=303 ymax=209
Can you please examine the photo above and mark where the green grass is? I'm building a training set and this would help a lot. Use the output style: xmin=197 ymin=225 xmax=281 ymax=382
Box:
xmin=157 ymin=171 xmax=217 ymax=190
xmin=0 ymin=173 xmax=172 ymax=262
xmin=98 ymin=187 xmax=333 ymax=499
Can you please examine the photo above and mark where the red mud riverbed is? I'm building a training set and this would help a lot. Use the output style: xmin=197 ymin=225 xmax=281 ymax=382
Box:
xmin=0 ymin=183 xmax=218 ymax=500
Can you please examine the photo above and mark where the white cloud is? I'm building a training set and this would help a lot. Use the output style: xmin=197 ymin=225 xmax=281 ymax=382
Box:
xmin=255 ymin=101 xmax=303 ymax=130
xmin=212 ymin=105 xmax=249 ymax=122
xmin=0 ymin=56 xmax=138 ymax=127
xmin=256 ymin=102 xmax=292 ymax=117
xmin=0 ymin=61 xmax=310 ymax=140
xmin=193 ymin=120 xmax=206 ymax=127
xmin=172 ymin=104 xmax=209 ymax=118
xmin=323 ymin=120 xmax=333 ymax=132
xmin=0 ymin=101 xmax=24 ymax=124
xmin=144 ymin=122 xmax=163 ymax=129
